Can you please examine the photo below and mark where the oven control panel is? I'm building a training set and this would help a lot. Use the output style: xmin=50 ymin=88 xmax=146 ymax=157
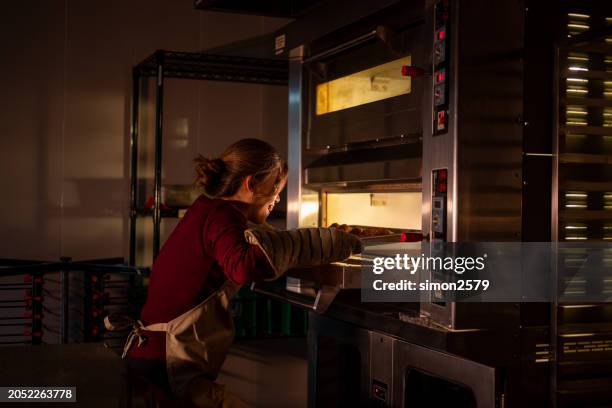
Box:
xmin=432 ymin=168 xmax=448 ymax=242
xmin=431 ymin=168 xmax=449 ymax=304
xmin=433 ymin=0 xmax=451 ymax=135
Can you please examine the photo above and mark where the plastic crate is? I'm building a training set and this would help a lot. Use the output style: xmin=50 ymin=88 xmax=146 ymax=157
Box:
xmin=232 ymin=286 xmax=307 ymax=339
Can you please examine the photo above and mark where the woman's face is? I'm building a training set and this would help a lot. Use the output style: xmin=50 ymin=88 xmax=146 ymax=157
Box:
xmin=246 ymin=172 xmax=287 ymax=224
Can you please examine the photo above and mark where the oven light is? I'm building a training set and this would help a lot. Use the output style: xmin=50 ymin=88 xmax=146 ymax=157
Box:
xmin=569 ymin=66 xmax=588 ymax=72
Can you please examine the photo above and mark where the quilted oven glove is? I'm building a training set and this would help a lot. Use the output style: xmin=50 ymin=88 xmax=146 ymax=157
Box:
xmin=244 ymin=227 xmax=363 ymax=280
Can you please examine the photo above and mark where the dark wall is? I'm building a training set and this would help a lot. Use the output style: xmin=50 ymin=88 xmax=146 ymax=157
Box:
xmin=0 ymin=0 xmax=289 ymax=261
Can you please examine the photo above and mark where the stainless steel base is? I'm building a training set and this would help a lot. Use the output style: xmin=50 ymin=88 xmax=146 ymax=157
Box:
xmin=309 ymin=313 xmax=499 ymax=407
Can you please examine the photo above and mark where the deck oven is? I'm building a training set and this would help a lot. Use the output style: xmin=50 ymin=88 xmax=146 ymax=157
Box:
xmin=279 ymin=0 xmax=524 ymax=330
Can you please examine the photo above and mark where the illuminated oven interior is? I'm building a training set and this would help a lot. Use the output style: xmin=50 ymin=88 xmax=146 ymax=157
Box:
xmin=323 ymin=192 xmax=422 ymax=230
xmin=315 ymin=55 xmax=412 ymax=115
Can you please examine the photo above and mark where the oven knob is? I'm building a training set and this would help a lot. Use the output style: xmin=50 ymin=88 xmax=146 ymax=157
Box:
xmin=436 ymin=110 xmax=447 ymax=131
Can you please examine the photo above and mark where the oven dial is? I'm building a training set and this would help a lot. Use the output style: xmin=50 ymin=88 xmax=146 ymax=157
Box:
xmin=434 ymin=84 xmax=446 ymax=106
xmin=436 ymin=110 xmax=447 ymax=131
xmin=434 ymin=42 xmax=446 ymax=64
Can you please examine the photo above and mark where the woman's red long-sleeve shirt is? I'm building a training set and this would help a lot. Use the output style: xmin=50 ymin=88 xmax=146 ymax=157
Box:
xmin=128 ymin=195 xmax=274 ymax=361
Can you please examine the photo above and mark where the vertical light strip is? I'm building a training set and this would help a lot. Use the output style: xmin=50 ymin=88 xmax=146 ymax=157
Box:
xmin=196 ymin=12 xmax=202 ymax=156
xmin=60 ymin=0 xmax=68 ymax=257
xmin=260 ymin=16 xmax=265 ymax=141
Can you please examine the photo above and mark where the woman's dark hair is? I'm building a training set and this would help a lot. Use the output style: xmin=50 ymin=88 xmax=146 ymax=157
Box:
xmin=194 ymin=138 xmax=288 ymax=198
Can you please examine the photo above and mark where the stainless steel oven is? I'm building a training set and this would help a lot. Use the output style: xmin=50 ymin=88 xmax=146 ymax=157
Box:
xmin=280 ymin=0 xmax=524 ymax=331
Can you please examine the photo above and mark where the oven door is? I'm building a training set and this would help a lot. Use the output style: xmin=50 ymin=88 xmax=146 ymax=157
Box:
xmin=304 ymin=13 xmax=429 ymax=150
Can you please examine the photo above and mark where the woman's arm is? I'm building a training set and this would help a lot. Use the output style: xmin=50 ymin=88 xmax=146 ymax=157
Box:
xmin=204 ymin=202 xmax=275 ymax=285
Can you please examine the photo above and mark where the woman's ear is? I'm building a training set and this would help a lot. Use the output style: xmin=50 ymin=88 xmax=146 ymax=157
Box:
xmin=243 ymin=175 xmax=255 ymax=194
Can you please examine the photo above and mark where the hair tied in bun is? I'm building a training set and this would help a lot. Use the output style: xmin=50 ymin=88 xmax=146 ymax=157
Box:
xmin=194 ymin=155 xmax=226 ymax=196
xmin=207 ymin=157 xmax=225 ymax=175
xmin=194 ymin=139 xmax=287 ymax=199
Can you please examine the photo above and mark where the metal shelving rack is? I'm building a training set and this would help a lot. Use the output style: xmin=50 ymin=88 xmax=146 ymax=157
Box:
xmin=552 ymin=16 xmax=612 ymax=407
xmin=129 ymin=50 xmax=288 ymax=265
xmin=0 ymin=258 xmax=148 ymax=349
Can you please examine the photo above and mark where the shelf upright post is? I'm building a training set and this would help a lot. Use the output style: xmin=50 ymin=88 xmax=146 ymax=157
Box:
xmin=129 ymin=68 xmax=141 ymax=266
xmin=59 ymin=257 xmax=70 ymax=343
xmin=153 ymin=50 xmax=165 ymax=262
xmin=30 ymin=270 xmax=43 ymax=345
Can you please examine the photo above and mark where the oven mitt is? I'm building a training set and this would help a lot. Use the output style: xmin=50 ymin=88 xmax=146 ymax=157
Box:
xmin=246 ymin=221 xmax=277 ymax=231
xmin=244 ymin=227 xmax=362 ymax=280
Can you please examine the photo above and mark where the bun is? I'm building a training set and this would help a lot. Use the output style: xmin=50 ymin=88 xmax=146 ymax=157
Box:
xmin=194 ymin=155 xmax=226 ymax=196
xmin=193 ymin=139 xmax=286 ymax=199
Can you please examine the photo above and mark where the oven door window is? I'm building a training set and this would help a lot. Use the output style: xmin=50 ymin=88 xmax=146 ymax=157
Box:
xmin=316 ymin=56 xmax=412 ymax=115
xmin=324 ymin=192 xmax=422 ymax=230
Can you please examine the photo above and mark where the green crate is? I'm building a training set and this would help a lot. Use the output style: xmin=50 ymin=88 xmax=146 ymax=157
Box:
xmin=231 ymin=286 xmax=307 ymax=339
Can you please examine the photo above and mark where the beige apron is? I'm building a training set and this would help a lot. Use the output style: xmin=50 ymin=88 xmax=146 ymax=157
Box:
xmin=105 ymin=280 xmax=247 ymax=407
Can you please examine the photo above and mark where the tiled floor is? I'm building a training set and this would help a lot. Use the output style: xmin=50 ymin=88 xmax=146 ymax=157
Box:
xmin=218 ymin=337 xmax=308 ymax=407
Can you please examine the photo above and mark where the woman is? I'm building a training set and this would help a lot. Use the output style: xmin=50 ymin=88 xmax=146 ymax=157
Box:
xmin=109 ymin=139 xmax=360 ymax=407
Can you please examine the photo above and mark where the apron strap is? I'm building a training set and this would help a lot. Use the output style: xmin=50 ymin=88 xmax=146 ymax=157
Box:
xmin=120 ymin=321 xmax=170 ymax=359
xmin=104 ymin=313 xmax=171 ymax=359
xmin=121 ymin=320 xmax=146 ymax=358
xmin=221 ymin=279 xmax=242 ymax=300
xmin=143 ymin=322 xmax=169 ymax=332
